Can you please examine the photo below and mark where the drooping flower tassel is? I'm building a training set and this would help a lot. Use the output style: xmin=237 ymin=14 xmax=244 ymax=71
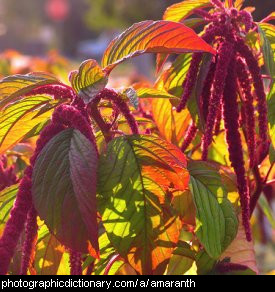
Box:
xmin=95 ymin=88 xmax=139 ymax=134
xmin=181 ymin=122 xmax=198 ymax=152
xmin=214 ymin=107 xmax=222 ymax=136
xmin=69 ymin=249 xmax=82 ymax=275
xmin=222 ymin=56 xmax=252 ymax=241
xmin=176 ymin=53 xmax=203 ymax=112
xmin=235 ymin=38 xmax=269 ymax=157
xmin=25 ymin=84 xmax=76 ymax=100
xmin=0 ymin=123 xmax=65 ymax=275
xmin=201 ymin=41 xmax=234 ymax=160
xmin=201 ymin=62 xmax=216 ymax=122
xmin=20 ymin=206 xmax=38 ymax=275
xmin=236 ymin=57 xmax=256 ymax=168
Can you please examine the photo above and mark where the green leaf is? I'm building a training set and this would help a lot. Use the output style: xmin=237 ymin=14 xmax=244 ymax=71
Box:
xmin=69 ymin=59 xmax=108 ymax=104
xmin=97 ymin=135 xmax=189 ymax=274
xmin=0 ymin=184 xmax=18 ymax=233
xmin=0 ymin=95 xmax=56 ymax=155
xmin=155 ymin=53 xmax=192 ymax=97
xmin=0 ymin=72 xmax=59 ymax=110
xmin=35 ymin=225 xmax=69 ymax=275
xmin=32 ymin=128 xmax=99 ymax=257
xmin=258 ymin=23 xmax=275 ymax=79
xmin=167 ymin=242 xmax=195 ymax=275
xmin=163 ymin=0 xmax=211 ymax=23
xmin=269 ymin=143 xmax=275 ymax=164
xmin=135 ymin=87 xmax=178 ymax=100
xmin=196 ymin=250 xmax=216 ymax=275
xmin=188 ymin=161 xmax=238 ymax=259
xmin=101 ymin=20 xmax=215 ymax=73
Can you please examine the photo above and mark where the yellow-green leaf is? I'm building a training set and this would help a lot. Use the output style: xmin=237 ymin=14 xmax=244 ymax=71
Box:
xmin=97 ymin=135 xmax=189 ymax=274
xmin=0 ymin=95 xmax=55 ymax=155
xmin=163 ymin=0 xmax=211 ymax=23
xmin=0 ymin=73 xmax=58 ymax=110
xmin=69 ymin=59 xmax=108 ymax=104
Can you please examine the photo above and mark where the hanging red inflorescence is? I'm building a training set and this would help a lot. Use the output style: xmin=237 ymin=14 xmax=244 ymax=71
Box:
xmin=177 ymin=1 xmax=269 ymax=241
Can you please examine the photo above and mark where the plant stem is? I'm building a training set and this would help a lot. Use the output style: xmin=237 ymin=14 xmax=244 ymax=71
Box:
xmin=89 ymin=105 xmax=113 ymax=143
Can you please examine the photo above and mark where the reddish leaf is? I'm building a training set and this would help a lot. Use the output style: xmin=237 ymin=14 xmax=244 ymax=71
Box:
xmin=102 ymin=20 xmax=215 ymax=73
xmin=32 ymin=128 xmax=99 ymax=257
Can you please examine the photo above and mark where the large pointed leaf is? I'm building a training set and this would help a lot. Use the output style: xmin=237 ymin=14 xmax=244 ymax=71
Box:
xmin=69 ymin=59 xmax=108 ymax=104
xmin=102 ymin=20 xmax=215 ymax=73
xmin=0 ymin=95 xmax=55 ymax=155
xmin=135 ymin=87 xmax=178 ymax=100
xmin=221 ymin=215 xmax=258 ymax=274
xmin=188 ymin=161 xmax=238 ymax=259
xmin=163 ymin=0 xmax=211 ymax=23
xmin=32 ymin=128 xmax=99 ymax=256
xmin=0 ymin=72 xmax=59 ymax=109
xmin=151 ymin=97 xmax=191 ymax=146
xmin=97 ymin=135 xmax=189 ymax=274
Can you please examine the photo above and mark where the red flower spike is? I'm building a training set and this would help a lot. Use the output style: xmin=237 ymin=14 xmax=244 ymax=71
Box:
xmin=181 ymin=122 xmax=198 ymax=152
xmin=201 ymin=41 xmax=234 ymax=160
xmin=176 ymin=53 xmax=203 ymax=112
xmin=236 ymin=57 xmax=256 ymax=168
xmin=69 ymin=249 xmax=82 ymax=275
xmin=25 ymin=84 xmax=76 ymax=100
xmin=222 ymin=57 xmax=252 ymax=241
xmin=236 ymin=37 xmax=269 ymax=158
xmin=20 ymin=206 xmax=38 ymax=275
xmin=201 ymin=62 xmax=216 ymax=122
xmin=214 ymin=107 xmax=222 ymax=136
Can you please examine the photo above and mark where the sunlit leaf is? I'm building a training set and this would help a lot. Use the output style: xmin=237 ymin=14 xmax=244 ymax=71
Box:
xmin=69 ymin=59 xmax=108 ymax=104
xmin=188 ymin=161 xmax=239 ymax=259
xmin=166 ymin=242 xmax=195 ymax=275
xmin=115 ymin=263 xmax=137 ymax=275
xmin=234 ymin=0 xmax=245 ymax=10
xmin=102 ymin=20 xmax=215 ymax=73
xmin=35 ymin=225 xmax=68 ymax=275
xmin=155 ymin=53 xmax=192 ymax=97
xmin=221 ymin=215 xmax=259 ymax=274
xmin=98 ymin=135 xmax=189 ymax=274
xmin=151 ymin=98 xmax=191 ymax=146
xmin=0 ymin=184 xmax=18 ymax=235
xmin=0 ymin=95 xmax=55 ymax=155
xmin=258 ymin=23 xmax=275 ymax=79
xmin=163 ymin=0 xmax=211 ymax=23
xmin=0 ymin=72 xmax=59 ymax=110
xmin=172 ymin=190 xmax=196 ymax=225
xmin=136 ymin=87 xmax=178 ymax=100
xmin=32 ymin=129 xmax=99 ymax=257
